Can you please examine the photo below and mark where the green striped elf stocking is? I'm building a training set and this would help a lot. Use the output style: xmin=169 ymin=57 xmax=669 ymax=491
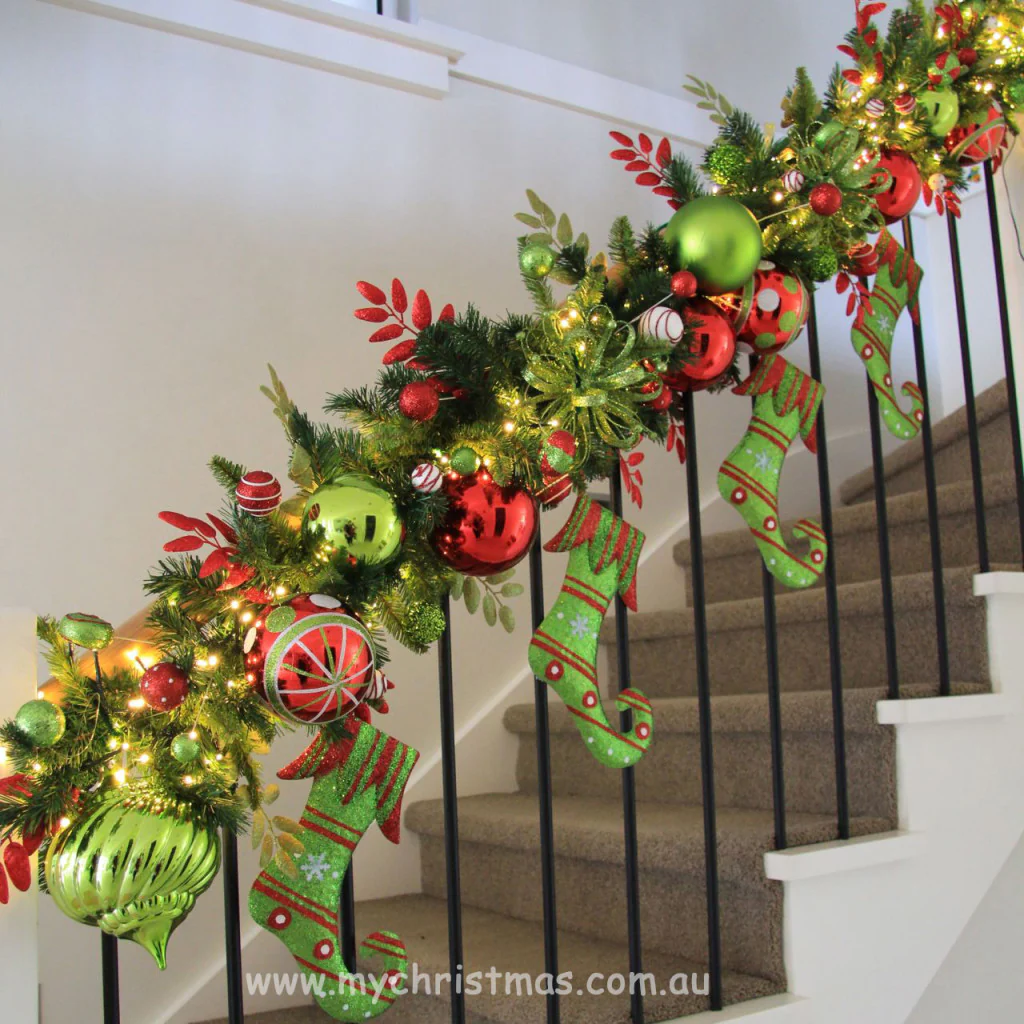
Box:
xmin=528 ymin=494 xmax=654 ymax=768
xmin=249 ymin=721 xmax=418 ymax=1021
xmin=851 ymin=227 xmax=925 ymax=440
xmin=719 ymin=355 xmax=829 ymax=589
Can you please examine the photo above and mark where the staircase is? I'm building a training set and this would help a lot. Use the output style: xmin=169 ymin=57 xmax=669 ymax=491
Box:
xmin=203 ymin=380 xmax=1020 ymax=1024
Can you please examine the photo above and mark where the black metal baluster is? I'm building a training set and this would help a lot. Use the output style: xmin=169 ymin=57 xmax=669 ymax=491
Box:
xmin=984 ymin=162 xmax=1024 ymax=567
xmin=747 ymin=357 xmax=787 ymax=851
xmin=340 ymin=866 xmax=357 ymax=972
xmin=902 ymin=217 xmax=952 ymax=696
xmin=528 ymin=532 xmax=561 ymax=1024
xmin=608 ymin=472 xmax=645 ymax=1024
xmin=680 ymin=392 xmax=723 ymax=1011
xmin=806 ymin=299 xmax=850 ymax=839
xmin=222 ymin=831 xmax=245 ymax=1024
xmin=946 ymin=214 xmax=990 ymax=573
xmin=101 ymin=934 xmax=120 ymax=1024
xmin=437 ymin=594 xmax=465 ymax=1023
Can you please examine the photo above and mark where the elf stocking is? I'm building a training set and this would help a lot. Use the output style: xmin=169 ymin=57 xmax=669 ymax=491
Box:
xmin=249 ymin=721 xmax=419 ymax=1022
xmin=851 ymin=228 xmax=925 ymax=440
xmin=720 ymin=355 xmax=829 ymax=590
xmin=528 ymin=495 xmax=654 ymax=768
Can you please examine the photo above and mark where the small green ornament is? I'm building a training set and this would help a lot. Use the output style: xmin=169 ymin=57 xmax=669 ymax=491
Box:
xmin=664 ymin=196 xmax=764 ymax=296
xmin=449 ymin=446 xmax=481 ymax=475
xmin=304 ymin=474 xmax=403 ymax=563
xmin=807 ymin=248 xmax=840 ymax=282
xmin=519 ymin=244 xmax=556 ymax=279
xmin=920 ymin=87 xmax=960 ymax=137
xmin=1006 ymin=80 xmax=1024 ymax=110
xmin=404 ymin=603 xmax=447 ymax=648
xmin=706 ymin=144 xmax=747 ymax=185
xmin=15 ymin=699 xmax=66 ymax=747
xmin=171 ymin=733 xmax=201 ymax=763
xmin=58 ymin=612 xmax=113 ymax=651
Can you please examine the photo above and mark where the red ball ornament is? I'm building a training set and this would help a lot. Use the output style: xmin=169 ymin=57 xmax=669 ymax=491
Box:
xmin=670 ymin=270 xmax=699 ymax=299
xmin=540 ymin=430 xmax=577 ymax=476
xmin=536 ymin=471 xmax=573 ymax=508
xmin=646 ymin=383 xmax=673 ymax=412
xmin=874 ymin=149 xmax=923 ymax=224
xmin=236 ymin=471 xmax=282 ymax=517
xmin=431 ymin=471 xmax=539 ymax=576
xmin=958 ymin=48 xmax=978 ymax=68
xmin=722 ymin=263 xmax=810 ymax=356
xmin=244 ymin=594 xmax=375 ymax=725
xmin=140 ymin=663 xmax=190 ymax=711
xmin=810 ymin=182 xmax=843 ymax=217
xmin=398 ymin=381 xmax=440 ymax=422
xmin=946 ymin=106 xmax=1006 ymax=166
xmin=664 ymin=300 xmax=736 ymax=389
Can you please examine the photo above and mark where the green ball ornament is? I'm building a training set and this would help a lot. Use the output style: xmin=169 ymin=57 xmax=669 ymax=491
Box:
xmin=920 ymin=87 xmax=960 ymax=137
xmin=304 ymin=474 xmax=403 ymax=563
xmin=664 ymin=196 xmax=764 ymax=296
xmin=807 ymin=248 xmax=840 ymax=282
xmin=449 ymin=446 xmax=481 ymax=475
xmin=1006 ymin=80 xmax=1024 ymax=110
xmin=171 ymin=733 xmax=201 ymax=763
xmin=15 ymin=699 xmax=66 ymax=747
xmin=58 ymin=612 xmax=113 ymax=651
xmin=706 ymin=144 xmax=747 ymax=184
xmin=519 ymin=244 xmax=556 ymax=279
xmin=404 ymin=603 xmax=447 ymax=648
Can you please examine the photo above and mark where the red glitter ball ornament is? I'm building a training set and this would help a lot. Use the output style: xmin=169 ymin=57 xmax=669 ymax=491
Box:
xmin=140 ymin=663 xmax=190 ymax=711
xmin=670 ymin=270 xmax=698 ymax=299
xmin=431 ymin=470 xmax=539 ymax=576
xmin=236 ymin=471 xmax=282 ymax=517
xmin=809 ymin=182 xmax=843 ymax=217
xmin=398 ymin=380 xmax=440 ymax=422
xmin=874 ymin=149 xmax=923 ymax=224
xmin=646 ymin=383 xmax=673 ymax=412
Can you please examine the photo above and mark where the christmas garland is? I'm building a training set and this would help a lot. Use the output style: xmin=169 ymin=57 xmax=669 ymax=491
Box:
xmin=0 ymin=2 xmax=1020 ymax=1015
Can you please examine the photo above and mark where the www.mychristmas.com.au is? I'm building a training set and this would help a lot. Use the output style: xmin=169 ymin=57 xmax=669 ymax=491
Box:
xmin=246 ymin=966 xmax=711 ymax=1002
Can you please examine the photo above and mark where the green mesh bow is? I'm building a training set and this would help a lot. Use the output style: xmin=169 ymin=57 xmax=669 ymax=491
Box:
xmin=799 ymin=122 xmax=883 ymax=192
xmin=523 ymin=300 xmax=657 ymax=452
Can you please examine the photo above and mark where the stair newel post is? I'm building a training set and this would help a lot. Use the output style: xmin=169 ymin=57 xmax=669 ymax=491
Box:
xmin=222 ymin=830 xmax=245 ymax=1024
xmin=946 ymin=213 xmax=990 ymax=573
xmin=527 ymin=530 xmax=562 ymax=1024
xmin=805 ymin=298 xmax=851 ymax=839
xmin=606 ymin=474 xmax=646 ymax=1024
xmin=746 ymin=357 xmax=788 ymax=851
xmin=983 ymin=161 xmax=1024 ymax=569
xmin=901 ymin=217 xmax=952 ymax=697
xmin=436 ymin=593 xmax=466 ymax=1024
xmin=101 ymin=932 xmax=121 ymax=1024
xmin=679 ymin=392 xmax=724 ymax=1012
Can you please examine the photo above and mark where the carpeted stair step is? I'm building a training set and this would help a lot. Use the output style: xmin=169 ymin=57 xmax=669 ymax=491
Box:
xmin=840 ymin=378 xmax=1012 ymax=504
xmin=602 ymin=564 xmax=993 ymax=699
xmin=674 ymin=471 xmax=1020 ymax=605
xmin=506 ymin=683 xmax=986 ymax=823
xmin=406 ymin=794 xmax=889 ymax=986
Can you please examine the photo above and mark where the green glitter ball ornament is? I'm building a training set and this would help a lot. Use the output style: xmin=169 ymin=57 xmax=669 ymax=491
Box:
xmin=171 ymin=733 xmax=201 ymax=763
xmin=807 ymin=248 xmax=840 ymax=282
xmin=15 ymin=699 xmax=66 ymax=748
xmin=706 ymin=144 xmax=747 ymax=185
xmin=519 ymin=244 xmax=556 ymax=279
xmin=1006 ymin=80 xmax=1024 ymax=110
xmin=449 ymin=446 xmax=481 ymax=476
xmin=404 ymin=603 xmax=447 ymax=648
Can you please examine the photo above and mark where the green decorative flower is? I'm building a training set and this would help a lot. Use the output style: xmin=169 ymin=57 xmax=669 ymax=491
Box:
xmin=807 ymin=248 xmax=840 ymax=282
xmin=707 ymin=144 xmax=747 ymax=185
xmin=523 ymin=300 xmax=657 ymax=454
xmin=404 ymin=603 xmax=446 ymax=648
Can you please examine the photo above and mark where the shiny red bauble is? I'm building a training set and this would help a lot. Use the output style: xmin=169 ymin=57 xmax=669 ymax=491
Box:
xmin=810 ymin=182 xmax=843 ymax=217
xmin=874 ymin=149 xmax=923 ymax=224
xmin=946 ymin=106 xmax=1006 ymax=166
xmin=398 ymin=380 xmax=440 ymax=422
xmin=431 ymin=470 xmax=539 ymax=576
xmin=243 ymin=594 xmax=375 ymax=726
xmin=664 ymin=300 xmax=736 ymax=390
xmin=140 ymin=662 xmax=190 ymax=711
xmin=236 ymin=471 xmax=282 ymax=517
xmin=670 ymin=270 xmax=699 ymax=299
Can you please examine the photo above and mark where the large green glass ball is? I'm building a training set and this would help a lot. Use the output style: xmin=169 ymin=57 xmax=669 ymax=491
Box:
xmin=920 ymin=87 xmax=960 ymax=137
xmin=15 ymin=699 xmax=66 ymax=747
xmin=304 ymin=474 xmax=403 ymax=563
xmin=664 ymin=196 xmax=764 ymax=296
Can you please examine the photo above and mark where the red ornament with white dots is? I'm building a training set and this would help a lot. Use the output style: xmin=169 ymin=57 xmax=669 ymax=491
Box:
xmin=140 ymin=662 xmax=190 ymax=711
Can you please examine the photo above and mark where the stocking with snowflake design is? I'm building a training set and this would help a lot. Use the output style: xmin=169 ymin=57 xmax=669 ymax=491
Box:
xmin=719 ymin=355 xmax=829 ymax=589
xmin=528 ymin=494 xmax=654 ymax=768
xmin=249 ymin=721 xmax=419 ymax=1021
xmin=851 ymin=228 xmax=924 ymax=440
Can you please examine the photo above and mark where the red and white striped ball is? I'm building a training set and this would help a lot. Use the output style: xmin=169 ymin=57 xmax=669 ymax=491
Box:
xmin=637 ymin=305 xmax=685 ymax=345
xmin=865 ymin=97 xmax=886 ymax=119
xmin=235 ymin=471 xmax=282 ymax=517
xmin=536 ymin=471 xmax=573 ymax=508
xmin=782 ymin=169 xmax=805 ymax=194
xmin=894 ymin=93 xmax=917 ymax=115
xmin=411 ymin=462 xmax=443 ymax=494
